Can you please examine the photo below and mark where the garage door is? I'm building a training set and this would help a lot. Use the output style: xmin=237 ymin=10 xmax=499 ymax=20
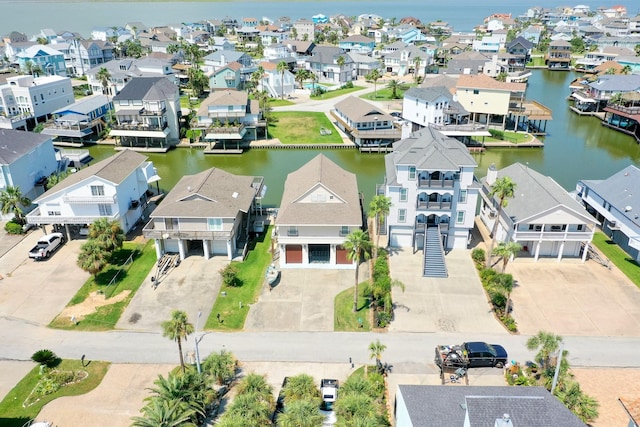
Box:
xmin=212 ymin=239 xmax=227 ymax=255
xmin=336 ymin=245 xmax=351 ymax=264
xmin=286 ymin=245 xmax=303 ymax=264
xmin=163 ymin=239 xmax=179 ymax=253
xmin=389 ymin=231 xmax=412 ymax=248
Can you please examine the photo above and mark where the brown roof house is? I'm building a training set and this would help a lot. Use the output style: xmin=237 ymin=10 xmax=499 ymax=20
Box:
xmin=143 ymin=167 xmax=265 ymax=261
xmin=275 ymin=154 xmax=363 ymax=269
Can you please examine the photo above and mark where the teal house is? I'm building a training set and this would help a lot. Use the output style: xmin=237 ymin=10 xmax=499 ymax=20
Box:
xmin=16 ymin=45 xmax=67 ymax=77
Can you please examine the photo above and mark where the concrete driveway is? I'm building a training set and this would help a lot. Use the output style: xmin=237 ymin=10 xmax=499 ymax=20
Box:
xmin=388 ymin=248 xmax=505 ymax=334
xmin=117 ymin=255 xmax=227 ymax=332
xmin=244 ymin=266 xmax=364 ymax=332
xmin=508 ymin=258 xmax=640 ymax=336
xmin=0 ymin=231 xmax=89 ymax=325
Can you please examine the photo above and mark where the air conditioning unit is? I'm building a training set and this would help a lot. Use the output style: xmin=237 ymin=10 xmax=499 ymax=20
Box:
xmin=609 ymin=221 xmax=620 ymax=230
xmin=488 ymin=210 xmax=497 ymax=219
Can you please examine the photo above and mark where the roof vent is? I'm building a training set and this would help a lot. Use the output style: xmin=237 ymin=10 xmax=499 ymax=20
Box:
xmin=626 ymin=206 xmax=632 ymax=212
xmin=187 ymin=186 xmax=192 ymax=192
xmin=232 ymin=191 xmax=239 ymax=198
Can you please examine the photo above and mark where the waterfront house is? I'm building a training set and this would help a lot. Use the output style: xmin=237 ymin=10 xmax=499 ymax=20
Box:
xmin=382 ymin=128 xmax=479 ymax=277
xmin=209 ymin=62 xmax=242 ymax=91
xmin=86 ymin=57 xmax=176 ymax=96
xmin=331 ymin=96 xmax=400 ymax=149
xmin=143 ymin=167 xmax=264 ymax=261
xmin=338 ymin=35 xmax=375 ymax=54
xmin=442 ymin=50 xmax=490 ymax=75
xmin=109 ymin=76 xmax=181 ymax=150
xmin=293 ymin=18 xmax=315 ymax=41
xmin=395 ymin=385 xmax=586 ymax=427
xmin=348 ymin=52 xmax=383 ymax=78
xmin=66 ymin=40 xmax=115 ymax=77
xmin=236 ymin=26 xmax=261 ymax=49
xmin=0 ymin=129 xmax=58 ymax=219
xmin=192 ymin=90 xmax=263 ymax=145
xmin=547 ymin=39 xmax=572 ymax=70
xmin=577 ymin=165 xmax=640 ymax=262
xmin=41 ymin=94 xmax=111 ymax=143
xmin=275 ymin=154 xmax=363 ymax=270
xmin=479 ymin=163 xmax=597 ymax=262
xmin=383 ymin=45 xmax=430 ymax=77
xmin=472 ymin=35 xmax=502 ymax=54
xmin=0 ymin=75 xmax=74 ymax=129
xmin=505 ymin=36 xmax=534 ymax=67
xmin=16 ymin=44 xmax=67 ymax=77
xmin=255 ymin=61 xmax=295 ymax=98
xmin=307 ymin=46 xmax=354 ymax=84
xmin=26 ymin=149 xmax=159 ymax=237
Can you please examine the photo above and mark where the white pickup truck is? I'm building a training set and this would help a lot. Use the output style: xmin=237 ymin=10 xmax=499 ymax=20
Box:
xmin=29 ymin=233 xmax=65 ymax=260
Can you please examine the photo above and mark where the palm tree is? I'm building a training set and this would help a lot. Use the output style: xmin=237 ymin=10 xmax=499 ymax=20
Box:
xmin=131 ymin=398 xmax=196 ymax=427
xmin=492 ymin=241 xmax=522 ymax=273
xmin=226 ymin=392 xmax=273 ymax=426
xmin=334 ymin=393 xmax=376 ymax=423
xmin=202 ymin=349 xmax=237 ymax=385
xmin=485 ymin=176 xmax=517 ymax=268
xmin=365 ymin=68 xmax=382 ymax=99
xmin=493 ymin=273 xmax=514 ymax=316
xmin=256 ymin=90 xmax=271 ymax=138
xmin=0 ymin=186 xmax=31 ymax=224
xmin=277 ymin=400 xmax=324 ymax=427
xmin=343 ymin=229 xmax=372 ymax=312
xmin=386 ymin=79 xmax=403 ymax=99
xmin=336 ymin=55 xmax=346 ymax=83
xmin=554 ymin=381 xmax=599 ymax=424
xmin=282 ymin=374 xmax=321 ymax=405
xmin=526 ymin=330 xmax=563 ymax=371
xmin=161 ymin=310 xmax=194 ymax=373
xmin=235 ymin=373 xmax=273 ymax=401
xmin=88 ymin=217 xmax=125 ymax=255
xmin=367 ymin=339 xmax=386 ymax=377
xmin=250 ymin=66 xmax=265 ymax=93
xmin=77 ymin=240 xmax=109 ymax=278
xmin=340 ymin=376 xmax=375 ymax=399
xmin=277 ymin=60 xmax=288 ymax=99
xmin=368 ymin=195 xmax=392 ymax=259
xmin=294 ymin=68 xmax=309 ymax=89
xmin=214 ymin=413 xmax=247 ymax=427
xmin=145 ymin=371 xmax=209 ymax=425
xmin=412 ymin=55 xmax=423 ymax=79
xmin=96 ymin=67 xmax=112 ymax=96
xmin=187 ymin=67 xmax=208 ymax=97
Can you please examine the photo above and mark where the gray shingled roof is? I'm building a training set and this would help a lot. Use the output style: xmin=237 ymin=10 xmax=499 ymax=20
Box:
xmin=112 ymin=76 xmax=177 ymax=102
xmin=309 ymin=45 xmax=352 ymax=65
xmin=484 ymin=163 xmax=595 ymax=224
xmin=197 ymin=90 xmax=248 ymax=116
xmin=151 ymin=168 xmax=258 ymax=218
xmin=52 ymin=94 xmax=109 ymax=116
xmin=404 ymin=86 xmax=468 ymax=115
xmin=0 ymin=129 xmax=52 ymax=165
xmin=276 ymin=154 xmax=362 ymax=226
xmin=397 ymin=385 xmax=586 ymax=427
xmin=588 ymin=74 xmax=640 ymax=92
xmin=385 ymin=128 xmax=476 ymax=186
xmin=581 ymin=165 xmax=640 ymax=226
xmin=334 ymin=96 xmax=392 ymax=123
xmin=34 ymin=149 xmax=148 ymax=201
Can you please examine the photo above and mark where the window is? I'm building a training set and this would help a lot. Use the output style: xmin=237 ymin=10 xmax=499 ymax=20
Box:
xmin=398 ymin=209 xmax=407 ymax=223
xmin=473 ymin=89 xmax=479 ymax=95
xmin=340 ymin=226 xmax=349 ymax=236
xmin=577 ymin=224 xmax=584 ymax=231
xmin=208 ymin=218 xmax=223 ymax=231
xmin=408 ymin=166 xmax=416 ymax=180
xmin=456 ymin=211 xmax=465 ymax=224
xmin=98 ymin=204 xmax=112 ymax=216
xmin=47 ymin=211 xmax=61 ymax=216
xmin=458 ymin=190 xmax=467 ymax=203
xmin=288 ymin=226 xmax=298 ymax=236
xmin=90 ymin=185 xmax=104 ymax=196
xmin=399 ymin=188 xmax=408 ymax=202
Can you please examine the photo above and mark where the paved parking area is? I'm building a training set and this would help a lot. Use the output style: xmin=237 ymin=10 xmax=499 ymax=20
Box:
xmin=388 ymin=248 xmax=505 ymax=334
xmin=508 ymin=258 xmax=640 ymax=336
xmin=244 ymin=266 xmax=363 ymax=332
xmin=117 ymin=255 xmax=227 ymax=332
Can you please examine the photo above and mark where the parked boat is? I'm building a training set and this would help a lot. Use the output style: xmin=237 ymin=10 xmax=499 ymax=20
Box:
xmin=265 ymin=264 xmax=280 ymax=288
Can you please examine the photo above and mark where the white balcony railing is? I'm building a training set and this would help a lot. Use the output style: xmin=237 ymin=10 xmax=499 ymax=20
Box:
xmin=62 ymin=194 xmax=117 ymax=204
xmin=513 ymin=230 xmax=594 ymax=241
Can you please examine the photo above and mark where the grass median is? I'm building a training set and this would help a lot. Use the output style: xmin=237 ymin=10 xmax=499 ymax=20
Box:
xmin=49 ymin=240 xmax=156 ymax=331
xmin=206 ymin=228 xmax=273 ymax=330
xmin=334 ymin=284 xmax=371 ymax=331
xmin=0 ymin=359 xmax=110 ymax=427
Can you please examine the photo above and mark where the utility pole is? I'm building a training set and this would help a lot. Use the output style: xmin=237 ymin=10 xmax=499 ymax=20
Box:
xmin=550 ymin=342 xmax=564 ymax=394
xmin=194 ymin=310 xmax=202 ymax=374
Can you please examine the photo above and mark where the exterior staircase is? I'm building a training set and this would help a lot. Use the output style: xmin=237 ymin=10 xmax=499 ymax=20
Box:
xmin=423 ymin=226 xmax=448 ymax=278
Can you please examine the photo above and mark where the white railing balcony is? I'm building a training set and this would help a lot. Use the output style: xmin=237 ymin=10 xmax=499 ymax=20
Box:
xmin=62 ymin=194 xmax=117 ymax=204
xmin=513 ymin=230 xmax=594 ymax=241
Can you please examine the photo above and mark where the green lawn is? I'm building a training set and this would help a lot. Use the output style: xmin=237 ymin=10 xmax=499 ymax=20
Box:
xmin=205 ymin=228 xmax=274 ymax=330
xmin=268 ymin=98 xmax=295 ymax=107
xmin=360 ymin=85 xmax=412 ymax=101
xmin=49 ymin=241 xmax=156 ymax=331
xmin=591 ymin=231 xmax=640 ymax=288
xmin=482 ymin=132 xmax=533 ymax=144
xmin=180 ymin=94 xmax=202 ymax=109
xmin=527 ymin=56 xmax=546 ymax=67
xmin=334 ymin=283 xmax=371 ymax=332
xmin=310 ymin=85 xmax=366 ymax=100
xmin=269 ymin=112 xmax=342 ymax=145
xmin=0 ymin=359 xmax=110 ymax=427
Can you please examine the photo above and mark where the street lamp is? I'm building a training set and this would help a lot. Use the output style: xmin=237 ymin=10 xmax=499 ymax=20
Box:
xmin=194 ymin=310 xmax=202 ymax=374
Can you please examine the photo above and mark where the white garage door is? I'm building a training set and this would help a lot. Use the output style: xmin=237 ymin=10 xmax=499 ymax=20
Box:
xmin=390 ymin=231 xmax=412 ymax=248
xmin=164 ymin=239 xmax=179 ymax=253
xmin=212 ymin=239 xmax=227 ymax=255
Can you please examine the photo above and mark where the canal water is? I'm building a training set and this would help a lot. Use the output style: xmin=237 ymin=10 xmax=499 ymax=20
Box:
xmin=88 ymin=69 xmax=640 ymax=208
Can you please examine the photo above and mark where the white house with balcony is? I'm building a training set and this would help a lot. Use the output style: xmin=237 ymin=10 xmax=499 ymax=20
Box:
xmin=479 ymin=163 xmax=598 ymax=262
xmin=383 ymin=128 xmax=479 ymax=277
xmin=26 ymin=149 xmax=160 ymax=238
xmin=0 ymin=130 xmax=58 ymax=219
xmin=576 ymin=165 xmax=640 ymax=262
xmin=143 ymin=167 xmax=265 ymax=261
xmin=275 ymin=154 xmax=363 ymax=269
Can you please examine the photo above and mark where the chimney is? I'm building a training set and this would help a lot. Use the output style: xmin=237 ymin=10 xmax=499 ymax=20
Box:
xmin=486 ymin=163 xmax=498 ymax=186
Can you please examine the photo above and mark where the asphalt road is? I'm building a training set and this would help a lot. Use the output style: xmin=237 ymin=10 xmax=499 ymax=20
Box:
xmin=2 ymin=317 xmax=638 ymax=369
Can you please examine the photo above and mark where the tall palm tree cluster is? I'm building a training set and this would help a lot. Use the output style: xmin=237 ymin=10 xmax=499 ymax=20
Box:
xmin=0 ymin=186 xmax=31 ymax=225
xmin=131 ymin=348 xmax=238 ymax=427
xmin=525 ymin=331 xmax=599 ymax=424
xmin=334 ymin=372 xmax=390 ymax=426
xmin=215 ymin=373 xmax=274 ymax=427
xmin=77 ymin=218 xmax=125 ymax=278
xmin=275 ymin=374 xmax=324 ymax=427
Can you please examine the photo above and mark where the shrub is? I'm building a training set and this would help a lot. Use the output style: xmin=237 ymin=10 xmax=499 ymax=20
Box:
xmin=373 ymin=256 xmax=390 ymax=282
xmin=31 ymin=349 xmax=60 ymax=368
xmin=48 ymin=370 xmax=75 ymax=385
xmin=479 ymin=267 xmax=498 ymax=285
xmin=341 ymin=81 xmax=354 ymax=89
xmin=219 ymin=263 xmax=242 ymax=287
xmin=33 ymin=376 xmax=60 ymax=396
xmin=471 ymin=248 xmax=485 ymax=265
xmin=376 ymin=311 xmax=392 ymax=328
xmin=501 ymin=315 xmax=518 ymax=332
xmin=489 ymin=129 xmax=504 ymax=140
xmin=4 ymin=221 xmax=23 ymax=234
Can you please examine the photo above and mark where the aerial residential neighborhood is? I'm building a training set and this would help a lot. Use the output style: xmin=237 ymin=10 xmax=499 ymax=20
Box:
xmin=1 ymin=2 xmax=640 ymax=426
